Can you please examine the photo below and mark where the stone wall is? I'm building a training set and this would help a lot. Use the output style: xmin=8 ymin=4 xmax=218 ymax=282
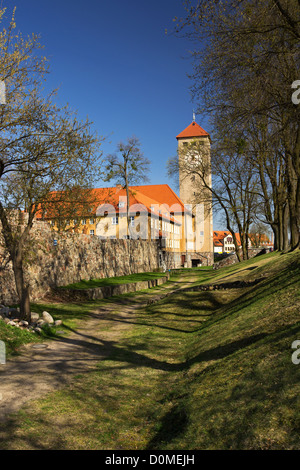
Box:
xmin=188 ymin=251 xmax=214 ymax=267
xmin=213 ymin=248 xmax=272 ymax=269
xmin=0 ymin=221 xmax=162 ymax=304
xmin=56 ymin=274 xmax=170 ymax=302
xmin=0 ymin=220 xmax=215 ymax=305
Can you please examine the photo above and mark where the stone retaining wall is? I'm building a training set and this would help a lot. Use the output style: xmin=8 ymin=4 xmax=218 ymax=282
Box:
xmin=213 ymin=248 xmax=272 ymax=269
xmin=0 ymin=221 xmax=162 ymax=304
xmin=55 ymin=274 xmax=170 ymax=302
xmin=0 ymin=219 xmax=214 ymax=305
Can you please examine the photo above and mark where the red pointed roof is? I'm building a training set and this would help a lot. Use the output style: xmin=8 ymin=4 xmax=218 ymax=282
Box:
xmin=176 ymin=121 xmax=210 ymax=139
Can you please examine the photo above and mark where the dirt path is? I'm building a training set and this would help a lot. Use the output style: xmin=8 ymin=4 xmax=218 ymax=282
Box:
xmin=0 ymin=275 xmax=194 ymax=422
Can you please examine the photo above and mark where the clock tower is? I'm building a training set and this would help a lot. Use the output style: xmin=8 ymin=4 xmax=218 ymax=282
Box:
xmin=176 ymin=118 xmax=214 ymax=264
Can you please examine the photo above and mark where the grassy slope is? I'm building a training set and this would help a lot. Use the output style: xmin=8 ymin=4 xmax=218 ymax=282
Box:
xmin=149 ymin=251 xmax=300 ymax=450
xmin=0 ymin=251 xmax=299 ymax=450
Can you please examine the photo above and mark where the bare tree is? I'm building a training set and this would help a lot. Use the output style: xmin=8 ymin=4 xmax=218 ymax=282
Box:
xmin=167 ymin=138 xmax=259 ymax=260
xmin=103 ymin=136 xmax=150 ymax=238
xmin=173 ymin=0 xmax=300 ymax=250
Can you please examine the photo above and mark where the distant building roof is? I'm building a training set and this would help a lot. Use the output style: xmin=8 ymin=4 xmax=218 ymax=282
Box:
xmin=213 ymin=230 xmax=273 ymax=248
xmin=213 ymin=230 xmax=241 ymax=246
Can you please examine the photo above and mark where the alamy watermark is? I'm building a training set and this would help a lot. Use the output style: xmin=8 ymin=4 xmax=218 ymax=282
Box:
xmin=0 ymin=340 xmax=6 ymax=401
xmin=0 ymin=80 xmax=5 ymax=105
xmin=0 ymin=340 xmax=6 ymax=365
xmin=291 ymin=340 xmax=300 ymax=365
xmin=292 ymin=80 xmax=300 ymax=105
xmin=95 ymin=200 xmax=205 ymax=251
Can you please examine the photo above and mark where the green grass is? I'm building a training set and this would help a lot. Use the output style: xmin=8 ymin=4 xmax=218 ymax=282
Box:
xmin=60 ymin=271 xmax=172 ymax=290
xmin=1 ymin=250 xmax=300 ymax=449
xmin=0 ymin=270 xmax=184 ymax=357
xmin=0 ymin=321 xmax=39 ymax=358
xmin=0 ymin=300 xmax=105 ymax=358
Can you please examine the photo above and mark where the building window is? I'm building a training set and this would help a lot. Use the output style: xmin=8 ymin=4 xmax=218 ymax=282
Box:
xmin=130 ymin=216 xmax=135 ymax=227
xmin=112 ymin=216 xmax=119 ymax=225
xmin=90 ymin=218 xmax=94 ymax=225
xmin=90 ymin=230 xmax=94 ymax=236
xmin=82 ymin=219 xmax=86 ymax=225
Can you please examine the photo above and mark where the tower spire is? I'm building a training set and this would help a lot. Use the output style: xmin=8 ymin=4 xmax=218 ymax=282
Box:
xmin=192 ymin=110 xmax=196 ymax=122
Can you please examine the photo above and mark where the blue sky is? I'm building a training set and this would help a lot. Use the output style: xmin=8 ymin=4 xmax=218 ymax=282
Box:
xmin=4 ymin=1 xmax=218 ymax=222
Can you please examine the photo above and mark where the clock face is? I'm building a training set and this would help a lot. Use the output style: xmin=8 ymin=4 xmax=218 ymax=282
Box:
xmin=185 ymin=149 xmax=202 ymax=165
xmin=182 ymin=139 xmax=205 ymax=164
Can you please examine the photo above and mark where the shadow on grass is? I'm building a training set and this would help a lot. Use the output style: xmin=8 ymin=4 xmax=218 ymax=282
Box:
xmin=49 ymin=321 xmax=269 ymax=373
xmin=2 ymin=254 xmax=298 ymax=449
xmin=146 ymin=404 xmax=189 ymax=450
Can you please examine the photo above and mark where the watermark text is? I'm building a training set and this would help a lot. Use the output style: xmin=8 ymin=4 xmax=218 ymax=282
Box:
xmin=0 ymin=80 xmax=5 ymax=105
xmin=292 ymin=80 xmax=300 ymax=105
xmin=291 ymin=340 xmax=300 ymax=364
xmin=0 ymin=340 xmax=6 ymax=365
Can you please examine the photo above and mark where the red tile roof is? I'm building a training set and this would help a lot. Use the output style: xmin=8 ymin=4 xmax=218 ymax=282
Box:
xmin=248 ymin=233 xmax=272 ymax=244
xmin=213 ymin=231 xmax=229 ymax=241
xmin=131 ymin=184 xmax=186 ymax=212
xmin=94 ymin=187 xmax=178 ymax=224
xmin=176 ymin=121 xmax=210 ymax=140
xmin=213 ymin=231 xmax=241 ymax=246
xmin=213 ymin=231 xmax=273 ymax=247
xmin=38 ymin=184 xmax=187 ymax=225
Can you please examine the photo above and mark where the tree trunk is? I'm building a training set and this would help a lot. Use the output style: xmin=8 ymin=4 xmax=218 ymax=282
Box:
xmin=278 ymin=205 xmax=284 ymax=251
xmin=271 ymin=223 xmax=279 ymax=251
xmin=290 ymin=210 xmax=300 ymax=250
xmin=125 ymin=172 xmax=135 ymax=240
xmin=230 ymin=229 xmax=242 ymax=262
xmin=282 ymin=203 xmax=290 ymax=251
xmin=240 ymin=234 xmax=248 ymax=260
xmin=286 ymin=153 xmax=299 ymax=250
xmin=12 ymin=251 xmax=31 ymax=321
